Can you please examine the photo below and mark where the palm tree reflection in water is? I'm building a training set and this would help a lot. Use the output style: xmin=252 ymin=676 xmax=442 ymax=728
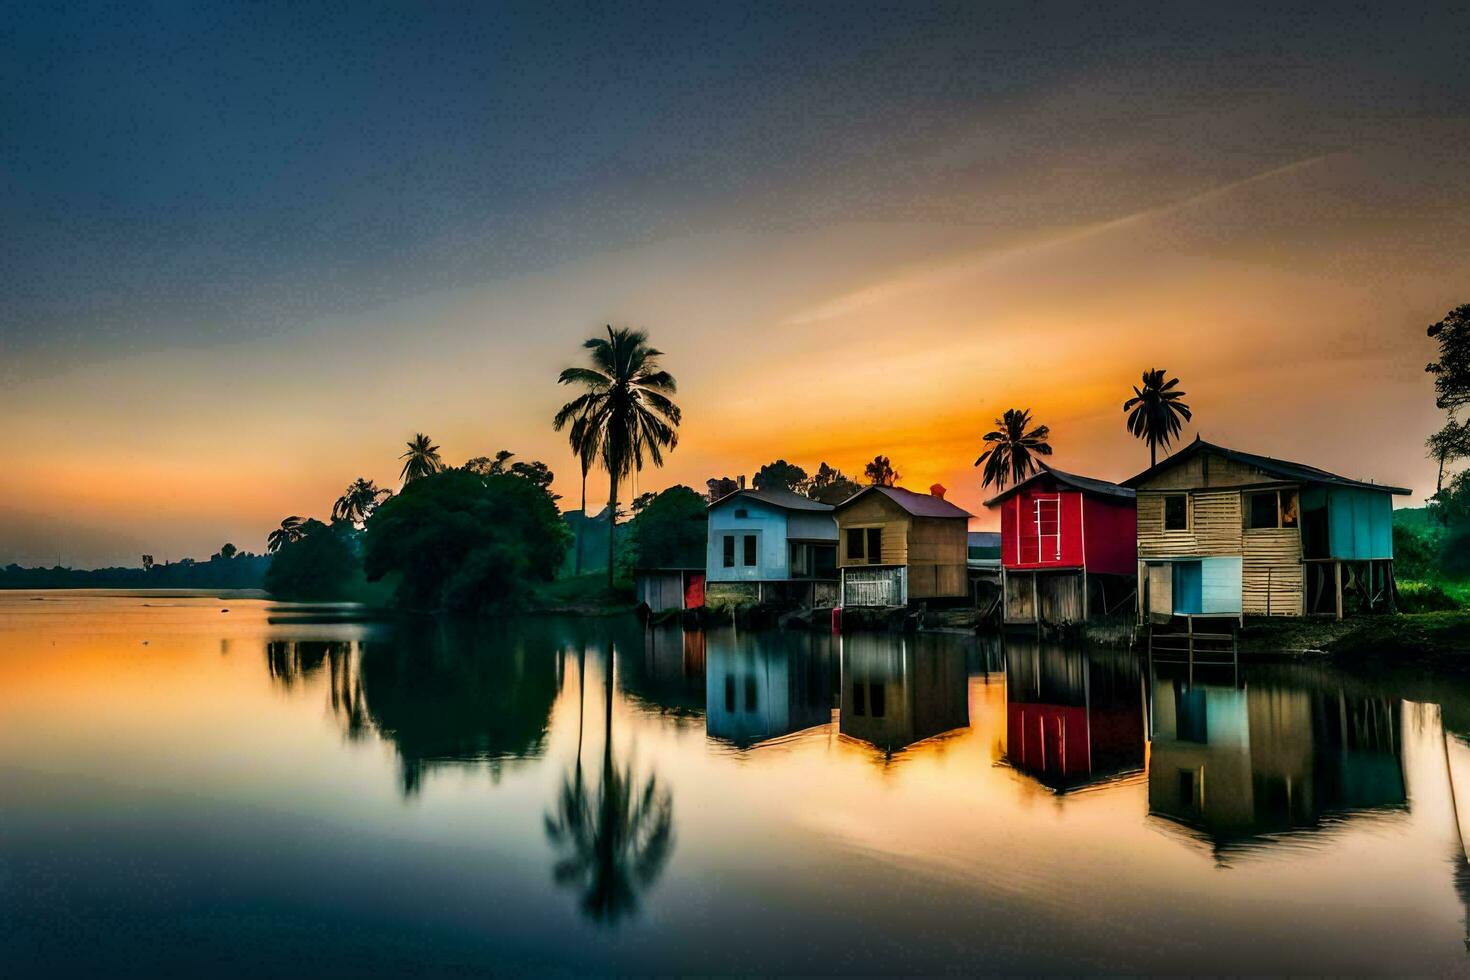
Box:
xmin=545 ymin=641 xmax=675 ymax=925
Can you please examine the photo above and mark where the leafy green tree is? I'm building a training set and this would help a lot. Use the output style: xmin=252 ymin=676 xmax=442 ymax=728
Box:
xmin=399 ymin=433 xmax=444 ymax=484
xmin=466 ymin=451 xmax=558 ymax=495
xmin=618 ymin=486 xmax=707 ymax=576
xmin=753 ymin=459 xmax=808 ymax=493
xmin=1393 ymin=523 xmax=1439 ymax=580
xmin=1428 ymin=421 xmax=1470 ymax=500
xmin=333 ymin=478 xmax=390 ymax=526
xmin=1427 ymin=304 xmax=1470 ymax=413
xmin=216 ymin=543 xmax=238 ymax=560
xmin=806 ymin=462 xmax=861 ymax=504
xmin=863 ymin=455 xmax=899 ymax=487
xmin=266 ymin=515 xmax=307 ymax=554
xmin=264 ymin=520 xmax=359 ymax=600
xmin=554 ymin=327 xmax=681 ymax=588
xmin=1123 ymin=369 xmax=1192 ymax=467
xmin=364 ymin=468 xmax=571 ymax=613
xmin=704 ymin=476 xmax=740 ymax=502
xmin=975 ymin=408 xmax=1052 ymax=491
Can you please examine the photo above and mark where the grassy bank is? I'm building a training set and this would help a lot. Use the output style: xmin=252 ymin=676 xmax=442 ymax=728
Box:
xmin=1238 ymin=611 xmax=1470 ymax=667
xmin=528 ymin=573 xmax=637 ymax=615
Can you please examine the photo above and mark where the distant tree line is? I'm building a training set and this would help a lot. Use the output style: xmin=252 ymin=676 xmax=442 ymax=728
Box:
xmin=0 ymin=548 xmax=269 ymax=590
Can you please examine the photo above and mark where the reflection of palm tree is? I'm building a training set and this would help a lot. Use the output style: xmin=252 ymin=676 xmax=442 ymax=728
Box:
xmin=545 ymin=641 xmax=674 ymax=924
xmin=975 ymin=408 xmax=1052 ymax=491
xmin=554 ymin=326 xmax=681 ymax=587
xmin=399 ymin=433 xmax=444 ymax=484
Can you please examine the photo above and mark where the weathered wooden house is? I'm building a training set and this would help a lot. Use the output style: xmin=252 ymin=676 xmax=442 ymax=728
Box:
xmin=983 ymin=463 xmax=1137 ymax=625
xmin=705 ymin=487 xmax=838 ymax=607
xmin=833 ymin=484 xmax=972 ymax=607
xmin=1125 ymin=438 xmax=1409 ymax=622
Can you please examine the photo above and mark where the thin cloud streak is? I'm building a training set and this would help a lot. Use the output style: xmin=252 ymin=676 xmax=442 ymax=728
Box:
xmin=783 ymin=154 xmax=1335 ymax=327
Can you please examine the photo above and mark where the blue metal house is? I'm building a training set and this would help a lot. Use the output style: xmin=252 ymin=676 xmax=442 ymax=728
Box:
xmin=706 ymin=487 xmax=839 ymax=606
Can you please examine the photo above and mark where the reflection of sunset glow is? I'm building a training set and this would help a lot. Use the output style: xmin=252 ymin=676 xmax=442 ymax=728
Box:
xmin=6 ymin=599 xmax=1470 ymax=972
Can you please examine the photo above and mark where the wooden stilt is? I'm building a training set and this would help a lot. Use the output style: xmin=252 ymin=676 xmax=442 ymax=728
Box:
xmin=1334 ymin=561 xmax=1344 ymax=621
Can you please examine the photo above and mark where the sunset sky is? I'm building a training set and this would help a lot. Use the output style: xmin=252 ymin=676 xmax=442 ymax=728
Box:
xmin=5 ymin=2 xmax=1469 ymax=566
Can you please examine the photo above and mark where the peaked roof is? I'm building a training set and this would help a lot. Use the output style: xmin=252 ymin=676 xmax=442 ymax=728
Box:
xmin=1122 ymin=437 xmax=1411 ymax=495
xmin=982 ymin=463 xmax=1135 ymax=507
xmin=835 ymin=484 xmax=974 ymax=519
xmin=708 ymin=486 xmax=834 ymax=513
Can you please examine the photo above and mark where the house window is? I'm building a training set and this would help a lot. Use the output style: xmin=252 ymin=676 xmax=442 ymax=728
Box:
xmin=734 ymin=508 xmax=748 ymax=519
xmin=1246 ymin=491 xmax=1278 ymax=530
xmin=1164 ymin=495 xmax=1188 ymax=531
xmin=1246 ymin=489 xmax=1299 ymax=530
xmin=724 ymin=676 xmax=736 ymax=712
xmin=846 ymin=528 xmax=865 ymax=561
xmin=743 ymin=534 xmax=757 ymax=566
xmin=866 ymin=528 xmax=882 ymax=565
xmin=722 ymin=535 xmax=735 ymax=568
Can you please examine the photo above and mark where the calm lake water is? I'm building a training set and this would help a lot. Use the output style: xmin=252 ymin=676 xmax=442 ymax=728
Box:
xmin=5 ymin=591 xmax=1470 ymax=975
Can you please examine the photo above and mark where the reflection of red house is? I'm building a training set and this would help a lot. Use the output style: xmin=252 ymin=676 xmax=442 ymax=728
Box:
xmin=1007 ymin=701 xmax=1144 ymax=790
xmin=1005 ymin=643 xmax=1146 ymax=793
xmin=984 ymin=464 xmax=1136 ymax=624
xmin=1009 ymin=703 xmax=1090 ymax=775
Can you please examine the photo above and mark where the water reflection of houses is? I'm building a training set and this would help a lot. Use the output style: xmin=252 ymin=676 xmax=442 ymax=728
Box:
xmin=620 ymin=623 xmax=707 ymax=724
xmin=1149 ymin=664 xmax=1406 ymax=857
xmin=839 ymin=633 xmax=969 ymax=757
xmin=705 ymin=630 xmax=836 ymax=749
xmin=1003 ymin=641 xmax=1145 ymax=793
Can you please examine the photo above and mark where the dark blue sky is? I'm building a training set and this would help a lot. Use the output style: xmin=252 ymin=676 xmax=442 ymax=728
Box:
xmin=5 ymin=2 xmax=1467 ymax=372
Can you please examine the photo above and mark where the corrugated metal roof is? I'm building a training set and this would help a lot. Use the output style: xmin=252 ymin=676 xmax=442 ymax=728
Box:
xmin=1122 ymin=437 xmax=1412 ymax=495
xmin=982 ymin=463 xmax=1135 ymax=507
xmin=707 ymin=487 xmax=834 ymax=512
xmin=836 ymin=485 xmax=974 ymax=519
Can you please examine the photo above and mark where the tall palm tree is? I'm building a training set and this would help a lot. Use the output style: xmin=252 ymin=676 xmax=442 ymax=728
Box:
xmin=332 ymin=477 xmax=390 ymax=526
xmin=1123 ymin=369 xmax=1193 ymax=467
xmin=544 ymin=640 xmax=674 ymax=924
xmin=975 ymin=408 xmax=1053 ymax=491
xmin=554 ymin=326 xmax=681 ymax=587
xmin=863 ymin=455 xmax=899 ymax=487
xmin=557 ymin=402 xmax=603 ymax=576
xmin=266 ymin=515 xmax=306 ymax=554
xmin=399 ymin=433 xmax=443 ymax=484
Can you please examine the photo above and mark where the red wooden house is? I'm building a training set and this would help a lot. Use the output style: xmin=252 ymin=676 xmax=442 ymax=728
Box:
xmin=983 ymin=464 xmax=1136 ymax=625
